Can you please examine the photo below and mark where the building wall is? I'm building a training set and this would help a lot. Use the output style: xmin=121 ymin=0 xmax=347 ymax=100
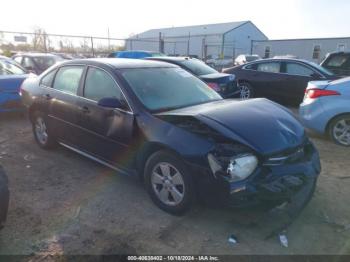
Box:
xmin=252 ymin=38 xmax=350 ymax=63
xmin=125 ymin=22 xmax=267 ymax=59
xmin=223 ymin=22 xmax=268 ymax=58
xmin=126 ymin=34 xmax=223 ymax=58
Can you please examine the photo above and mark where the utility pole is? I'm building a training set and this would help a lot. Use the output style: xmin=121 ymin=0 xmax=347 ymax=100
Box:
xmin=187 ymin=32 xmax=190 ymax=56
xmin=107 ymin=27 xmax=110 ymax=50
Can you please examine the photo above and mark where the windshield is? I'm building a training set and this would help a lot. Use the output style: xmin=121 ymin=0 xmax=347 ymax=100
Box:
xmin=179 ymin=59 xmax=217 ymax=76
xmin=121 ymin=67 xmax=222 ymax=112
xmin=309 ymin=61 xmax=334 ymax=76
xmin=0 ymin=59 xmax=26 ymax=75
xmin=33 ymin=56 xmax=63 ymax=70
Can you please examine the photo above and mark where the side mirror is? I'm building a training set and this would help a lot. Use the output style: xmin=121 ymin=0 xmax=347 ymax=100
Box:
xmin=97 ymin=97 xmax=126 ymax=109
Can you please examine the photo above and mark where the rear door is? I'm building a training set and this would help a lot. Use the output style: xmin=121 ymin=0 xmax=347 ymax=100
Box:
xmin=44 ymin=65 xmax=85 ymax=145
xmin=75 ymin=66 xmax=134 ymax=166
xmin=252 ymin=61 xmax=283 ymax=98
xmin=281 ymin=61 xmax=321 ymax=102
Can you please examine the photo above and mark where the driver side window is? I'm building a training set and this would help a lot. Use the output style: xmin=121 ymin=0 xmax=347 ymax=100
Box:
xmin=84 ymin=67 xmax=126 ymax=104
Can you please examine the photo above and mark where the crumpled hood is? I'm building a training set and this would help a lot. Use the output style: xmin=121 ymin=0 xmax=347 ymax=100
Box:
xmin=158 ymin=98 xmax=305 ymax=155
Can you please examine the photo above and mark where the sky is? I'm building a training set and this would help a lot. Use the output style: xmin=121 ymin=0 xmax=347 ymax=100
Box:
xmin=1 ymin=0 xmax=349 ymax=40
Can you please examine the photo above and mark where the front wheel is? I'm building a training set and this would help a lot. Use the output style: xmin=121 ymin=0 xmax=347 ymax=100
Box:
xmin=144 ymin=150 xmax=195 ymax=215
xmin=32 ymin=112 xmax=56 ymax=149
xmin=328 ymin=114 xmax=350 ymax=146
xmin=238 ymin=82 xmax=254 ymax=99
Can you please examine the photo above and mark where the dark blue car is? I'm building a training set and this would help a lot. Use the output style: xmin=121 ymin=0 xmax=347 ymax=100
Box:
xmin=0 ymin=56 xmax=33 ymax=112
xmin=21 ymin=58 xmax=321 ymax=215
xmin=108 ymin=50 xmax=165 ymax=59
xmin=146 ymin=57 xmax=240 ymax=98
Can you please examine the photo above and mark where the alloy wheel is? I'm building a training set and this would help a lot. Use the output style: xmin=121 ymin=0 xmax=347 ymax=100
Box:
xmin=239 ymin=84 xmax=251 ymax=99
xmin=35 ymin=117 xmax=48 ymax=145
xmin=333 ymin=119 xmax=350 ymax=146
xmin=151 ymin=162 xmax=185 ymax=206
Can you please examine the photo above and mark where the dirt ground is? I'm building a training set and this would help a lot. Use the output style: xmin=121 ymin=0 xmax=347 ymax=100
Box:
xmin=0 ymin=113 xmax=349 ymax=255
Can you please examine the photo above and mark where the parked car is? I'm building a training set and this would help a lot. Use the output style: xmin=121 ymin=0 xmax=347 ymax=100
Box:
xmin=223 ymin=58 xmax=338 ymax=103
xmin=146 ymin=56 xmax=239 ymax=98
xmin=108 ymin=50 xmax=165 ymax=59
xmin=51 ymin=52 xmax=74 ymax=60
xmin=320 ymin=51 xmax=350 ymax=76
xmin=12 ymin=53 xmax=64 ymax=75
xmin=0 ymin=56 xmax=34 ymax=112
xmin=0 ymin=165 xmax=9 ymax=230
xmin=21 ymin=58 xmax=321 ymax=214
xmin=206 ymin=55 xmax=233 ymax=71
xmin=300 ymin=77 xmax=350 ymax=146
xmin=234 ymin=54 xmax=260 ymax=65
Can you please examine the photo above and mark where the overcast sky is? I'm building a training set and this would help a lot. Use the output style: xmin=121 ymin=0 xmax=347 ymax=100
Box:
xmin=1 ymin=0 xmax=349 ymax=39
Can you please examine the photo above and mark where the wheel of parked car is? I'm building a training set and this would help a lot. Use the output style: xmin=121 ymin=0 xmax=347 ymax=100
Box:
xmin=239 ymin=82 xmax=254 ymax=99
xmin=328 ymin=114 xmax=350 ymax=146
xmin=144 ymin=150 xmax=195 ymax=215
xmin=32 ymin=112 xmax=56 ymax=149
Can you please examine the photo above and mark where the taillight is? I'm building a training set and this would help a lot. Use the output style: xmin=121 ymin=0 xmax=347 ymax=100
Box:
xmin=305 ymin=89 xmax=340 ymax=99
xmin=207 ymin=82 xmax=221 ymax=92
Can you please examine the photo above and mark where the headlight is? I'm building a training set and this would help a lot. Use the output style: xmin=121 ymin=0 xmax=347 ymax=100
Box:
xmin=226 ymin=154 xmax=258 ymax=182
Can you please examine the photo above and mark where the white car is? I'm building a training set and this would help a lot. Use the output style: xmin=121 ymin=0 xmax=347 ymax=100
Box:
xmin=234 ymin=54 xmax=260 ymax=65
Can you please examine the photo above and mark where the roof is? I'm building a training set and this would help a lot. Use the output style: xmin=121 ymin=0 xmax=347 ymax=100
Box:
xmin=132 ymin=21 xmax=250 ymax=39
xmin=146 ymin=56 xmax=190 ymax=62
xmin=14 ymin=53 xmax=60 ymax=57
xmin=64 ymin=58 xmax=178 ymax=69
xmin=253 ymin=36 xmax=350 ymax=43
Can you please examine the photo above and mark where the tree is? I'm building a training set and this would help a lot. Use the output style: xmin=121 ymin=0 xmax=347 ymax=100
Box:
xmin=32 ymin=27 xmax=48 ymax=52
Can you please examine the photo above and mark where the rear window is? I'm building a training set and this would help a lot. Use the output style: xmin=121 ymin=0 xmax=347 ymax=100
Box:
xmin=324 ymin=54 xmax=350 ymax=68
xmin=179 ymin=59 xmax=217 ymax=76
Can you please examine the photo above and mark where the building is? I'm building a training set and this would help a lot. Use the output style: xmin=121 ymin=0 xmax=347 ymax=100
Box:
xmin=126 ymin=21 xmax=268 ymax=59
xmin=252 ymin=37 xmax=350 ymax=63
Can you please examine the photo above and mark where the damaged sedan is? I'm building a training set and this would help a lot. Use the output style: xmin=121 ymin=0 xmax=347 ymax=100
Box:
xmin=21 ymin=58 xmax=321 ymax=214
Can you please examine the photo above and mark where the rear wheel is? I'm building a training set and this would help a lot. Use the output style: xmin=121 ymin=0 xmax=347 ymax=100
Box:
xmin=144 ymin=150 xmax=195 ymax=215
xmin=328 ymin=114 xmax=350 ymax=146
xmin=32 ymin=112 xmax=56 ymax=149
xmin=239 ymin=82 xmax=254 ymax=99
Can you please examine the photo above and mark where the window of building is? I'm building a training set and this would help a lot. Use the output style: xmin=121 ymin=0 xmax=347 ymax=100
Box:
xmin=338 ymin=44 xmax=346 ymax=52
xmin=264 ymin=46 xmax=271 ymax=58
xmin=312 ymin=45 xmax=321 ymax=59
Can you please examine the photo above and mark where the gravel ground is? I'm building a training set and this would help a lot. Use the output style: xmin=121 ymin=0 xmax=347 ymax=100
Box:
xmin=0 ymin=113 xmax=349 ymax=255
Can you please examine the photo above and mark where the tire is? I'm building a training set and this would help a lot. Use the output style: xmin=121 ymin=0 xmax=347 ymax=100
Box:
xmin=239 ymin=81 xmax=254 ymax=99
xmin=328 ymin=114 xmax=350 ymax=147
xmin=144 ymin=150 xmax=195 ymax=215
xmin=32 ymin=111 xmax=56 ymax=149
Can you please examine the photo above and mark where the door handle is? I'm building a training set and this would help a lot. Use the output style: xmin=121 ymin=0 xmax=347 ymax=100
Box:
xmin=44 ymin=94 xmax=52 ymax=100
xmin=80 ymin=106 xmax=90 ymax=114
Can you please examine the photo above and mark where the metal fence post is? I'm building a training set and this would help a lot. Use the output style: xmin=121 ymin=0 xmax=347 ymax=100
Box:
xmin=90 ymin=36 xmax=95 ymax=57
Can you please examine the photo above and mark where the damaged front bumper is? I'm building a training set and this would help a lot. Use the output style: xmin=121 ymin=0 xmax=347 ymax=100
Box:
xmin=195 ymin=141 xmax=321 ymax=208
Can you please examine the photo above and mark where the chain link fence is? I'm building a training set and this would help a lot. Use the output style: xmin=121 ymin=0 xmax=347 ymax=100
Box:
xmin=0 ymin=30 xmax=125 ymax=57
xmin=1 ymin=30 xmax=245 ymax=71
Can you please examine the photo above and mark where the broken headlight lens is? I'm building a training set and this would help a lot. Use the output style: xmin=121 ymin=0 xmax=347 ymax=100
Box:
xmin=226 ymin=154 xmax=258 ymax=182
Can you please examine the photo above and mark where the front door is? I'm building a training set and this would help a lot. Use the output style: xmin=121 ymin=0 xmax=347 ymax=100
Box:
xmin=75 ymin=66 xmax=134 ymax=168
